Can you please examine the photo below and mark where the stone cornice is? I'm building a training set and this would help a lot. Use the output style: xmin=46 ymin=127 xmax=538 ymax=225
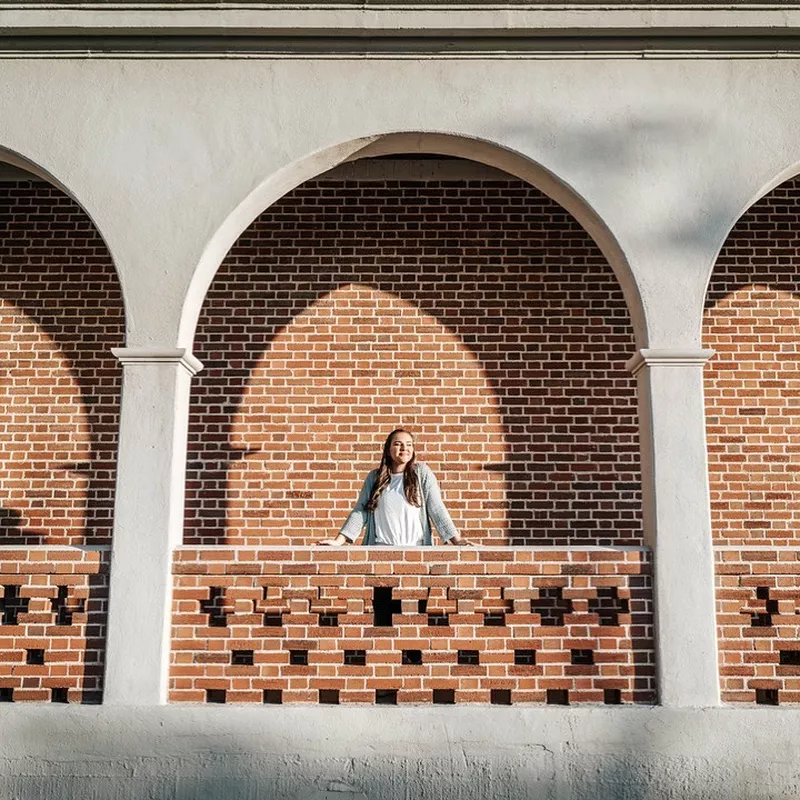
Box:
xmin=625 ymin=348 xmax=715 ymax=375
xmin=111 ymin=347 xmax=204 ymax=376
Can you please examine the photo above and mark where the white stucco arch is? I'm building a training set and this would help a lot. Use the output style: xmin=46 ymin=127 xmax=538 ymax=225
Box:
xmin=180 ymin=131 xmax=646 ymax=348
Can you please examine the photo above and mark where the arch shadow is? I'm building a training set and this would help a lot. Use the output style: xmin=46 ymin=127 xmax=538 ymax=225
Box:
xmin=184 ymin=169 xmax=643 ymax=546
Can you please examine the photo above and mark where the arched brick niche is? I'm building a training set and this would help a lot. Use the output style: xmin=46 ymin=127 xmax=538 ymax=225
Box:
xmin=704 ymin=175 xmax=800 ymax=705
xmin=0 ymin=176 xmax=123 ymax=704
xmin=184 ymin=161 xmax=642 ymax=547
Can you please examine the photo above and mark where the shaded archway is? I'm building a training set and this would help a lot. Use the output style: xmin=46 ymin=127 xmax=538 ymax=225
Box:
xmin=184 ymin=159 xmax=642 ymax=546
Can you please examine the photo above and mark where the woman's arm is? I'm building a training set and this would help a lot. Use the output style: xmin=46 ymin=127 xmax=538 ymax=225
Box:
xmin=317 ymin=472 xmax=374 ymax=546
xmin=421 ymin=466 xmax=468 ymax=545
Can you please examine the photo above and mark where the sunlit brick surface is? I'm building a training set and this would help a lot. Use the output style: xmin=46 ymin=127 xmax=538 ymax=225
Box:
xmin=0 ymin=548 xmax=109 ymax=703
xmin=716 ymin=549 xmax=800 ymax=704
xmin=170 ymin=548 xmax=655 ymax=704
xmin=184 ymin=179 xmax=641 ymax=547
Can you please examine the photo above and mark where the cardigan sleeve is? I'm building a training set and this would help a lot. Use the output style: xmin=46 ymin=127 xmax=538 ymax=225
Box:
xmin=338 ymin=472 xmax=375 ymax=542
xmin=421 ymin=466 xmax=459 ymax=543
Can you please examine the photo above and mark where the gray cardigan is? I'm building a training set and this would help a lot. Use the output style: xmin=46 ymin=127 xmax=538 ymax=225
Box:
xmin=339 ymin=463 xmax=459 ymax=545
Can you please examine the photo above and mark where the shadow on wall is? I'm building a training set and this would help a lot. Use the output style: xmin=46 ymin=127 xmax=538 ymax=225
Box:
xmin=0 ymin=181 xmax=124 ymax=547
xmin=184 ymin=177 xmax=642 ymax=547
xmin=703 ymin=176 xmax=800 ymax=548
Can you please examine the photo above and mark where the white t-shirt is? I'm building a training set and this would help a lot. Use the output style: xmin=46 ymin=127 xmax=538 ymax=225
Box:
xmin=373 ymin=472 xmax=424 ymax=546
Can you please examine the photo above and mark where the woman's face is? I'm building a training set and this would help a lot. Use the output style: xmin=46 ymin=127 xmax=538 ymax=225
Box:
xmin=388 ymin=432 xmax=414 ymax=472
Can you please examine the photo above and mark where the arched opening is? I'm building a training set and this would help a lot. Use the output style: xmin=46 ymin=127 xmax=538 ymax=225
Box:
xmin=0 ymin=159 xmax=124 ymax=703
xmin=704 ymin=173 xmax=800 ymax=705
xmin=184 ymin=153 xmax=642 ymax=547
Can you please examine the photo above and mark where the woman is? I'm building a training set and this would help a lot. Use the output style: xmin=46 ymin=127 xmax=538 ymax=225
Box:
xmin=319 ymin=429 xmax=469 ymax=546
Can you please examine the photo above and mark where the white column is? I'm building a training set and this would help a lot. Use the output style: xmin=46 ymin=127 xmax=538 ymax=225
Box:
xmin=626 ymin=348 xmax=720 ymax=708
xmin=104 ymin=348 xmax=202 ymax=705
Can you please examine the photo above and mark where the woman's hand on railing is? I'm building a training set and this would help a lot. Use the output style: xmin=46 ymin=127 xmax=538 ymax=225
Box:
xmin=317 ymin=534 xmax=348 ymax=546
xmin=447 ymin=534 xmax=473 ymax=546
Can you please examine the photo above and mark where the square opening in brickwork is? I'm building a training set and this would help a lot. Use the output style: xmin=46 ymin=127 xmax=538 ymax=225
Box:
xmin=373 ymin=587 xmax=402 ymax=627
xmin=604 ymin=689 xmax=622 ymax=705
xmin=751 ymin=612 xmax=773 ymax=627
xmin=200 ymin=587 xmax=228 ymax=628
xmin=756 ymin=586 xmax=771 ymax=600
xmin=571 ymin=649 xmax=594 ymax=666
xmin=779 ymin=650 xmax=800 ymax=666
xmin=756 ymin=688 xmax=779 ymax=706
xmin=433 ymin=689 xmax=455 ymax=705
xmin=457 ymin=650 xmax=480 ymax=666
xmin=1 ymin=585 xmax=29 ymax=625
xmin=484 ymin=613 xmax=506 ymax=627
xmin=289 ymin=650 xmax=309 ymax=666
xmin=427 ymin=614 xmax=449 ymax=627
xmin=514 ymin=650 xmax=536 ymax=666
xmin=532 ymin=587 xmax=572 ymax=627
xmin=402 ymin=650 xmax=423 ymax=666
xmin=231 ymin=650 xmax=255 ymax=666
xmin=206 ymin=689 xmax=226 ymax=704
xmin=491 ymin=689 xmax=512 ymax=706
xmin=375 ymin=689 xmax=397 ymax=705
xmin=263 ymin=689 xmax=283 ymax=705
xmin=588 ymin=587 xmax=629 ymax=626
xmin=0 ymin=687 xmax=13 ymax=703
xmin=319 ymin=689 xmax=340 ymax=705
xmin=26 ymin=649 xmax=45 ymax=666
xmin=51 ymin=687 xmax=68 ymax=704
xmin=417 ymin=599 xmax=428 ymax=614
xmin=319 ymin=613 xmax=339 ymax=627
xmin=546 ymin=689 xmax=570 ymax=706
xmin=263 ymin=613 xmax=283 ymax=627
xmin=344 ymin=650 xmax=367 ymax=666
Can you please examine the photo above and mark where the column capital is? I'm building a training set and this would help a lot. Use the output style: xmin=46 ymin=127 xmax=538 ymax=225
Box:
xmin=111 ymin=347 xmax=203 ymax=376
xmin=625 ymin=348 xmax=715 ymax=376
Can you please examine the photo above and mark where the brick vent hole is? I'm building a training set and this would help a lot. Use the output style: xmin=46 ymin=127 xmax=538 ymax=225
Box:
xmin=375 ymin=689 xmax=397 ymax=705
xmin=51 ymin=687 xmax=69 ymax=704
xmin=604 ymin=689 xmax=622 ymax=705
xmin=344 ymin=650 xmax=367 ymax=666
xmin=402 ymin=650 xmax=423 ymax=666
xmin=755 ymin=688 xmax=779 ymax=706
xmin=319 ymin=613 xmax=339 ymax=627
xmin=588 ymin=588 xmax=629 ymax=626
xmin=289 ymin=650 xmax=309 ymax=666
xmin=373 ymin=587 xmax=401 ymax=627
xmin=231 ymin=650 xmax=254 ymax=666
xmin=200 ymin=587 xmax=228 ymax=628
xmin=26 ymin=649 xmax=45 ymax=666
xmin=51 ymin=585 xmax=82 ymax=626
xmin=433 ymin=689 xmax=456 ymax=705
xmin=263 ymin=613 xmax=283 ymax=627
xmin=571 ymin=649 xmax=594 ymax=666
xmin=514 ymin=649 xmax=536 ymax=666
xmin=779 ymin=650 xmax=800 ymax=666
xmin=319 ymin=689 xmax=340 ymax=705
xmin=427 ymin=613 xmax=449 ymax=627
xmin=206 ymin=689 xmax=226 ymax=704
xmin=457 ymin=650 xmax=480 ymax=666
xmin=0 ymin=687 xmax=13 ymax=703
xmin=484 ymin=613 xmax=506 ymax=627
xmin=546 ymin=689 xmax=570 ymax=706
xmin=532 ymin=588 xmax=572 ymax=626
xmin=263 ymin=689 xmax=282 ymax=704
xmin=1 ymin=585 xmax=29 ymax=625
xmin=491 ymin=689 xmax=512 ymax=705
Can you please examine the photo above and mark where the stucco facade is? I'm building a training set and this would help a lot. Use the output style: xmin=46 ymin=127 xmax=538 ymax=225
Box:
xmin=1 ymin=2 xmax=800 ymax=797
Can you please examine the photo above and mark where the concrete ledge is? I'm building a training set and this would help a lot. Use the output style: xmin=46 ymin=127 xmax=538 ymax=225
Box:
xmin=0 ymin=706 xmax=797 ymax=798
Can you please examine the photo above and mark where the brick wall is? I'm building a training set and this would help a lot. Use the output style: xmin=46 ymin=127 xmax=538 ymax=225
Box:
xmin=171 ymin=547 xmax=655 ymax=705
xmin=0 ymin=547 xmax=109 ymax=703
xmin=0 ymin=181 xmax=123 ymax=547
xmin=185 ymin=178 xmax=642 ymax=547
xmin=705 ymin=176 xmax=800 ymax=704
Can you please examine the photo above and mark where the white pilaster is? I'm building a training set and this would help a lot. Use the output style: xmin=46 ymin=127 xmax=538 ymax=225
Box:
xmin=104 ymin=348 xmax=202 ymax=705
xmin=626 ymin=348 xmax=720 ymax=708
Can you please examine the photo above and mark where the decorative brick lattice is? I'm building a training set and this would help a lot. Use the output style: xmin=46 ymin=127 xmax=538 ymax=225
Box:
xmin=716 ymin=549 xmax=800 ymax=704
xmin=184 ymin=179 xmax=642 ymax=548
xmin=0 ymin=549 xmax=109 ymax=703
xmin=171 ymin=548 xmax=655 ymax=704
xmin=0 ymin=182 xmax=123 ymax=547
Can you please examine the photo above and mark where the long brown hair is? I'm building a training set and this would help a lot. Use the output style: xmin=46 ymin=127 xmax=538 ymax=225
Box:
xmin=367 ymin=428 xmax=421 ymax=510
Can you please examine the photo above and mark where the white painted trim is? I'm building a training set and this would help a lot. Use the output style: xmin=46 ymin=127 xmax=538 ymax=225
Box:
xmin=173 ymin=544 xmax=652 ymax=552
xmin=111 ymin=347 xmax=204 ymax=376
xmin=625 ymin=348 xmax=715 ymax=375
